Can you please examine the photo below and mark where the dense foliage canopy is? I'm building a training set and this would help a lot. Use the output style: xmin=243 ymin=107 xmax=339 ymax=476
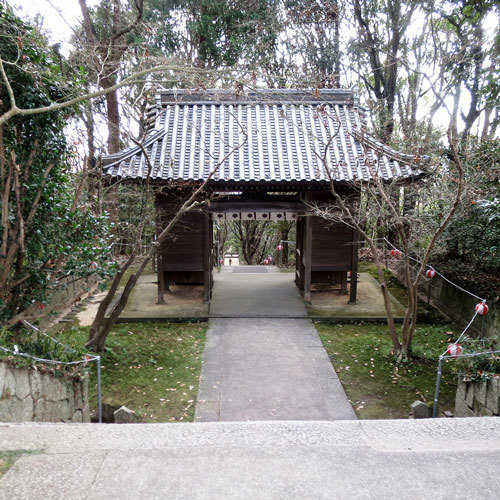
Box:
xmin=0 ymin=3 xmax=112 ymax=323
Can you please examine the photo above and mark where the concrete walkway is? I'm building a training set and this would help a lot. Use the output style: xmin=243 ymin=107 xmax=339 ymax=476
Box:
xmin=210 ymin=268 xmax=304 ymax=317
xmin=1 ymin=419 xmax=500 ymax=499
xmin=195 ymin=269 xmax=356 ymax=421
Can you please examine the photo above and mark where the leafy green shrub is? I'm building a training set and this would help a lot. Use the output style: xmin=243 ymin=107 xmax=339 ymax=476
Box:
xmin=444 ymin=198 xmax=500 ymax=274
xmin=454 ymin=336 xmax=500 ymax=381
xmin=436 ymin=138 xmax=499 ymax=275
xmin=0 ymin=325 xmax=90 ymax=376
xmin=0 ymin=4 xmax=114 ymax=323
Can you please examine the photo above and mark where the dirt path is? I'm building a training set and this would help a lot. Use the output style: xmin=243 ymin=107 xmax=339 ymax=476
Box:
xmin=76 ymin=291 xmax=109 ymax=327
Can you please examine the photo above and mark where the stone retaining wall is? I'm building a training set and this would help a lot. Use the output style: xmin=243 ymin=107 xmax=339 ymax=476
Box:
xmin=455 ymin=376 xmax=500 ymax=417
xmin=424 ymin=274 xmax=498 ymax=338
xmin=394 ymin=264 xmax=499 ymax=338
xmin=0 ymin=362 xmax=90 ymax=423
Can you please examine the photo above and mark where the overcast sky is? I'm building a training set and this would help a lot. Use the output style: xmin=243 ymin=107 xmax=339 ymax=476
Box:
xmin=13 ymin=0 xmax=98 ymax=51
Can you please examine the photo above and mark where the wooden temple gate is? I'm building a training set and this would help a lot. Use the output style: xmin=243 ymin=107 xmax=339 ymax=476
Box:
xmin=102 ymin=89 xmax=421 ymax=306
xmin=155 ymin=190 xmax=359 ymax=304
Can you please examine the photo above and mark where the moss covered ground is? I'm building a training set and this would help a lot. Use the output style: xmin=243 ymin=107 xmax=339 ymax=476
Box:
xmin=58 ymin=322 xmax=207 ymax=422
xmin=315 ymin=321 xmax=458 ymax=418
xmin=0 ymin=451 xmax=24 ymax=479
xmin=0 ymin=451 xmax=41 ymax=479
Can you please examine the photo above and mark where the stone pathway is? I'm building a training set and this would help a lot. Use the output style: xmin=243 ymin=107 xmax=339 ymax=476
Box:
xmin=209 ymin=270 xmax=305 ymax=318
xmin=195 ymin=269 xmax=356 ymax=421
xmin=2 ymin=419 xmax=500 ymax=499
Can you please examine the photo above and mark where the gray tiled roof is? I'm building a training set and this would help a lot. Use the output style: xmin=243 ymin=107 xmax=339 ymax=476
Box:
xmin=102 ymin=89 xmax=424 ymax=185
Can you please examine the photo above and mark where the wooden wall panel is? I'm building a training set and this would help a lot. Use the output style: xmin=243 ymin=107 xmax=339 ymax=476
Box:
xmin=303 ymin=191 xmax=358 ymax=293
xmin=295 ymin=216 xmax=305 ymax=289
xmin=161 ymin=211 xmax=204 ymax=271
xmin=156 ymin=192 xmax=209 ymax=286
xmin=164 ymin=271 xmax=204 ymax=285
xmin=311 ymin=217 xmax=353 ymax=268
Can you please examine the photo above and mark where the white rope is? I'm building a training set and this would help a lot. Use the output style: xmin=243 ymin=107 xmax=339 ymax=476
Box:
xmin=23 ymin=320 xmax=76 ymax=353
xmin=1 ymin=321 xmax=99 ymax=366
xmin=454 ymin=311 xmax=480 ymax=344
xmin=430 ymin=269 xmax=485 ymax=302
xmin=1 ymin=323 xmax=103 ymax=423
xmin=442 ymin=349 xmax=500 ymax=360
xmin=355 ymin=236 xmax=489 ymax=358
xmin=352 ymin=238 xmax=386 ymax=245
xmin=354 ymin=237 xmax=488 ymax=302
xmin=380 ymin=237 xmax=487 ymax=302
xmin=0 ymin=345 xmax=98 ymax=365
xmin=440 ymin=310 xmax=480 ymax=357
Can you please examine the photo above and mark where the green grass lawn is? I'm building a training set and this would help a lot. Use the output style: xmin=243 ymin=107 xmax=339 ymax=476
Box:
xmin=315 ymin=321 xmax=458 ymax=419
xmin=58 ymin=322 xmax=207 ymax=422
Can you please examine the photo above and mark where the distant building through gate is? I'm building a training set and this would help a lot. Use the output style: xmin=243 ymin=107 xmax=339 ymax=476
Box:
xmin=224 ymin=254 xmax=239 ymax=266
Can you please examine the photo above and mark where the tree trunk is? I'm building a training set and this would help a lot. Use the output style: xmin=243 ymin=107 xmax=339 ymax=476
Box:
xmin=373 ymin=254 xmax=402 ymax=355
xmin=103 ymin=84 xmax=120 ymax=229
xmin=87 ymin=252 xmax=137 ymax=344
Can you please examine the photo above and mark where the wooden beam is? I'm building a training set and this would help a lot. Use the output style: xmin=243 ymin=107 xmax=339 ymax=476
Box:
xmin=311 ymin=265 xmax=352 ymax=272
xmin=206 ymin=201 xmax=306 ymax=213
xmin=209 ymin=217 xmax=214 ymax=295
xmin=349 ymin=229 xmax=359 ymax=304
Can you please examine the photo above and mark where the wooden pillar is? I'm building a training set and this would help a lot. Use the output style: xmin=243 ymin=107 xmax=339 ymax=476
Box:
xmin=295 ymin=216 xmax=303 ymax=288
xmin=157 ymin=252 xmax=165 ymax=304
xmin=203 ymin=212 xmax=211 ymax=303
xmin=349 ymin=229 xmax=359 ymax=304
xmin=304 ymin=214 xmax=312 ymax=302
xmin=209 ymin=217 xmax=214 ymax=293
xmin=340 ymin=271 xmax=348 ymax=294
